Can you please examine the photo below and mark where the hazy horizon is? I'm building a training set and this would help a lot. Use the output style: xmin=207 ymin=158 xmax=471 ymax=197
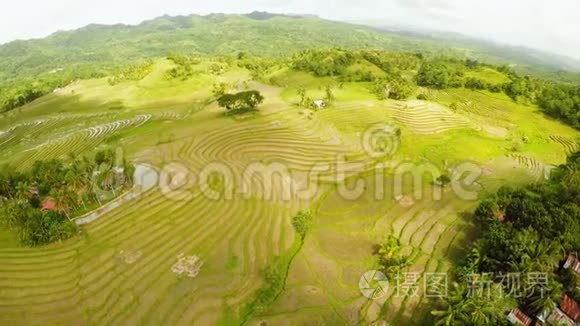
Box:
xmin=1 ymin=0 xmax=579 ymax=61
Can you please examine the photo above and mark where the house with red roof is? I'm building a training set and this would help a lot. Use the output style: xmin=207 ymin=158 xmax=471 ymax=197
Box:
xmin=41 ymin=198 xmax=57 ymax=212
xmin=564 ymin=254 xmax=580 ymax=275
xmin=561 ymin=294 xmax=580 ymax=322
xmin=546 ymin=307 xmax=575 ymax=326
xmin=508 ymin=308 xmax=532 ymax=326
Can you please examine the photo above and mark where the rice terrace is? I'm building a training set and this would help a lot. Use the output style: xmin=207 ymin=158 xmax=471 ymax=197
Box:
xmin=0 ymin=8 xmax=579 ymax=326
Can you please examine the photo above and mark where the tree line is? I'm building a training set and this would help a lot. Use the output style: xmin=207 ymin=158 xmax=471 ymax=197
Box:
xmin=0 ymin=65 xmax=109 ymax=113
xmin=431 ymin=151 xmax=580 ymax=325
xmin=290 ymin=49 xmax=579 ymax=128
xmin=0 ymin=149 xmax=135 ymax=246
xmin=107 ymin=60 xmax=154 ymax=85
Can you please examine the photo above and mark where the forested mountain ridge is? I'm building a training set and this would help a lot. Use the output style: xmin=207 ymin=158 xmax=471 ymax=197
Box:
xmin=1 ymin=12 xmax=580 ymax=85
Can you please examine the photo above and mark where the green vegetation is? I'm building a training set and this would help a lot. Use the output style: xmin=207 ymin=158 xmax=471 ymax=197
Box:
xmin=0 ymin=149 xmax=134 ymax=246
xmin=0 ymin=66 xmax=108 ymax=113
xmin=372 ymin=75 xmax=415 ymax=100
xmin=432 ymin=151 xmax=580 ymax=324
xmin=434 ymin=174 xmax=452 ymax=187
xmin=165 ymin=53 xmax=200 ymax=80
xmin=217 ymin=90 xmax=264 ymax=113
xmin=291 ymin=210 xmax=313 ymax=239
xmin=536 ymin=83 xmax=580 ymax=128
xmin=291 ymin=48 xmax=356 ymax=77
xmin=416 ymin=59 xmax=465 ymax=89
xmin=376 ymin=236 xmax=410 ymax=275
xmin=0 ymin=21 xmax=578 ymax=325
xmin=431 ymin=282 xmax=516 ymax=326
xmin=108 ymin=60 xmax=154 ymax=85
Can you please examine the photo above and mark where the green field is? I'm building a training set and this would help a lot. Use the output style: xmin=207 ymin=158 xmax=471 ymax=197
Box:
xmin=0 ymin=57 xmax=578 ymax=325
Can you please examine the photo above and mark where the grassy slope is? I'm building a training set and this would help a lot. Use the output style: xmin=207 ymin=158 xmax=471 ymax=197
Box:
xmin=0 ymin=59 xmax=577 ymax=325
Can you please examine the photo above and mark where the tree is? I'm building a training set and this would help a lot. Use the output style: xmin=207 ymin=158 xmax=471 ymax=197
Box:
xmin=297 ymin=87 xmax=307 ymax=107
xmin=292 ymin=210 xmax=313 ymax=239
xmin=431 ymin=284 xmax=470 ymax=326
xmin=0 ymin=148 xmax=134 ymax=247
xmin=416 ymin=60 xmax=464 ymax=89
xmin=217 ymin=90 xmax=264 ymax=112
xmin=291 ymin=49 xmax=355 ymax=76
xmin=212 ymin=82 xmax=227 ymax=99
xmin=465 ymin=78 xmax=487 ymax=90
xmin=432 ymin=283 xmax=515 ymax=326
xmin=324 ymin=85 xmax=335 ymax=103
xmin=435 ymin=174 xmax=451 ymax=187
xmin=377 ymin=236 xmax=410 ymax=275
xmin=524 ymin=277 xmax=563 ymax=316
xmin=15 ymin=181 xmax=30 ymax=201
xmin=454 ymin=151 xmax=580 ymax=320
xmin=372 ymin=75 xmax=415 ymax=100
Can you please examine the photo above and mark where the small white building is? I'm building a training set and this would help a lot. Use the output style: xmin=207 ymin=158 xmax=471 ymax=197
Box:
xmin=313 ymin=99 xmax=326 ymax=109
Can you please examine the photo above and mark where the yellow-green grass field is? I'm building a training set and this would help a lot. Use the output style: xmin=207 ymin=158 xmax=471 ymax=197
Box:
xmin=0 ymin=59 xmax=577 ymax=325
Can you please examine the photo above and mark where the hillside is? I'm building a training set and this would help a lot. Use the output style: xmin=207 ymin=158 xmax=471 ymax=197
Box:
xmin=2 ymin=12 xmax=580 ymax=85
xmin=0 ymin=12 xmax=579 ymax=325
xmin=0 ymin=50 xmax=578 ymax=324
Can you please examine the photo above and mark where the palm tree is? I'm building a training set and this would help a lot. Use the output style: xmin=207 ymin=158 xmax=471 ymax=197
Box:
xmin=123 ymin=159 xmax=135 ymax=188
xmin=49 ymin=187 xmax=74 ymax=219
xmin=297 ymin=87 xmax=306 ymax=107
xmin=64 ymin=169 xmax=87 ymax=209
xmin=14 ymin=181 xmax=30 ymax=201
xmin=527 ymin=241 xmax=561 ymax=272
xmin=467 ymin=284 xmax=515 ymax=325
xmin=0 ymin=170 xmax=13 ymax=198
xmin=100 ymin=167 xmax=117 ymax=196
xmin=431 ymin=284 xmax=470 ymax=326
xmin=1 ymin=200 xmax=23 ymax=228
xmin=526 ymin=279 xmax=563 ymax=316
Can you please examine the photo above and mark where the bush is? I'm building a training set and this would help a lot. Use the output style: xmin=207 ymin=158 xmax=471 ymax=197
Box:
xmin=416 ymin=60 xmax=464 ymax=89
xmin=291 ymin=49 xmax=355 ymax=76
xmin=372 ymin=75 xmax=415 ymax=100
xmin=465 ymin=77 xmax=488 ymax=90
xmin=291 ymin=210 xmax=313 ymax=238
xmin=108 ymin=60 xmax=154 ymax=85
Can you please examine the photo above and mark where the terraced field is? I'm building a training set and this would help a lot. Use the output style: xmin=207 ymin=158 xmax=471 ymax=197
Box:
xmin=385 ymin=101 xmax=474 ymax=134
xmin=507 ymin=154 xmax=548 ymax=181
xmin=0 ymin=60 xmax=577 ymax=325
xmin=259 ymin=175 xmax=478 ymax=325
xmin=550 ymin=135 xmax=579 ymax=154
xmin=11 ymin=114 xmax=152 ymax=168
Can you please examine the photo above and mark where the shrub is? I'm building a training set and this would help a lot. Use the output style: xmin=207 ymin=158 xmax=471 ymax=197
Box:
xmin=291 ymin=210 xmax=313 ymax=238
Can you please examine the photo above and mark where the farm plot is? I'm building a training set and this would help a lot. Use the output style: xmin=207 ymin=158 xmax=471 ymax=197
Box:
xmin=507 ymin=154 xmax=547 ymax=181
xmin=550 ymin=135 xmax=578 ymax=155
xmin=0 ymin=102 xmax=362 ymax=325
xmin=11 ymin=114 xmax=152 ymax=168
xmin=259 ymin=174 xmax=479 ymax=325
xmin=0 ymin=69 xmax=577 ymax=326
xmin=385 ymin=101 xmax=474 ymax=134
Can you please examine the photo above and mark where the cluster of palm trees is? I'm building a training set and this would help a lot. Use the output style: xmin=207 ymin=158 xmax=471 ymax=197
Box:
xmin=431 ymin=283 xmax=515 ymax=326
xmin=430 ymin=152 xmax=580 ymax=325
xmin=0 ymin=149 xmax=135 ymax=246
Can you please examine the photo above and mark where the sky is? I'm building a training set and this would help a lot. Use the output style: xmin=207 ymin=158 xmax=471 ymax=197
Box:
xmin=1 ymin=0 xmax=579 ymax=60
